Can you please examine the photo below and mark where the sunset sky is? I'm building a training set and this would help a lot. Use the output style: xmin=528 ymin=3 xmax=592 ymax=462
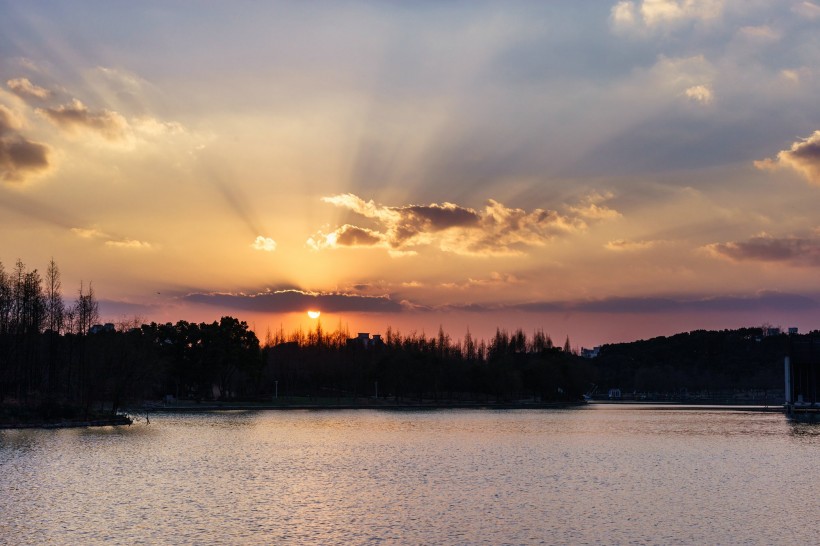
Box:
xmin=2 ymin=1 xmax=820 ymax=348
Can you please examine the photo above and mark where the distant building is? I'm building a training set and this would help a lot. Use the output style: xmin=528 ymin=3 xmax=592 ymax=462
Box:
xmin=348 ymin=332 xmax=385 ymax=349
xmin=764 ymin=327 xmax=781 ymax=337
xmin=581 ymin=346 xmax=601 ymax=359
xmin=89 ymin=323 xmax=116 ymax=334
xmin=788 ymin=327 xmax=799 ymax=335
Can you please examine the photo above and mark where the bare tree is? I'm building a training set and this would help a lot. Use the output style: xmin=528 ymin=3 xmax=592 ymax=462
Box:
xmin=73 ymin=281 xmax=100 ymax=335
xmin=0 ymin=261 xmax=12 ymax=334
xmin=45 ymin=258 xmax=65 ymax=334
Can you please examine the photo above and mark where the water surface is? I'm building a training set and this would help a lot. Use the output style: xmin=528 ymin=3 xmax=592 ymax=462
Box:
xmin=1 ymin=406 xmax=818 ymax=544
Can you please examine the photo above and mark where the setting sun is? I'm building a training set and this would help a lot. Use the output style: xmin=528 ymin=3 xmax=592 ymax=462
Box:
xmin=307 ymin=310 xmax=321 ymax=319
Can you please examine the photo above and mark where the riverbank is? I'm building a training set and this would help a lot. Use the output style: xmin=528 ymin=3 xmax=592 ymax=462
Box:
xmin=133 ymin=398 xmax=788 ymax=414
xmin=0 ymin=404 xmax=133 ymax=430
xmin=587 ymin=401 xmax=785 ymax=412
xmin=137 ymin=399 xmax=584 ymax=413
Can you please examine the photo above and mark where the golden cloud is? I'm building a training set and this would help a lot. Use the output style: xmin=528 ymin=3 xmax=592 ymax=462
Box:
xmin=605 ymin=239 xmax=658 ymax=251
xmin=251 ymin=236 xmax=277 ymax=252
xmin=105 ymin=239 xmax=153 ymax=250
xmin=611 ymin=0 xmax=722 ymax=33
xmin=309 ymin=193 xmax=619 ymax=257
xmin=6 ymin=78 xmax=51 ymax=101
xmin=755 ymin=131 xmax=820 ymax=185
xmin=38 ymin=99 xmax=130 ymax=141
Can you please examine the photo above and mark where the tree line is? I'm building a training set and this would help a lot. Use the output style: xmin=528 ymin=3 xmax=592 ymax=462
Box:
xmin=590 ymin=327 xmax=796 ymax=399
xmin=1 ymin=258 xmax=592 ymax=422
xmin=2 ymin=257 xmax=801 ymax=422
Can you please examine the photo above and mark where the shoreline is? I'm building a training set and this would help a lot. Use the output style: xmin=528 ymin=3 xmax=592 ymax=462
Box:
xmin=137 ymin=401 xmax=584 ymax=412
xmin=2 ymin=402 xmax=792 ymax=429
xmin=135 ymin=400 xmax=786 ymax=413
xmin=0 ymin=414 xmax=133 ymax=430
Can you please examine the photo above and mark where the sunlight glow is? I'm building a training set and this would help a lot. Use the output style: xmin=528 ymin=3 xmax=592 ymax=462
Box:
xmin=307 ymin=310 xmax=321 ymax=319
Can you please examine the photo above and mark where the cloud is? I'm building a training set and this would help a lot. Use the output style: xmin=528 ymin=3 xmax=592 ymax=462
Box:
xmin=706 ymin=233 xmax=820 ymax=266
xmin=38 ymin=98 xmax=130 ymax=141
xmin=6 ymin=78 xmax=51 ymax=101
xmin=605 ymin=239 xmax=659 ymax=251
xmin=514 ymin=292 xmax=819 ymax=314
xmin=309 ymin=193 xmax=617 ymax=257
xmin=792 ymin=1 xmax=820 ymax=19
xmin=183 ymin=289 xmax=404 ymax=313
xmin=105 ymin=239 xmax=152 ymax=250
xmin=73 ymin=225 xmax=152 ymax=249
xmin=736 ymin=25 xmax=779 ymax=42
xmin=440 ymin=272 xmax=523 ymax=290
xmin=780 ymin=69 xmax=801 ymax=84
xmin=71 ymin=226 xmax=108 ymax=239
xmin=0 ymin=105 xmax=51 ymax=183
xmin=308 ymin=224 xmax=388 ymax=251
xmin=567 ymin=192 xmax=622 ymax=220
xmin=251 ymin=236 xmax=277 ymax=252
xmin=684 ymin=84 xmax=713 ymax=104
xmin=611 ymin=0 xmax=723 ymax=33
xmin=754 ymin=131 xmax=820 ymax=185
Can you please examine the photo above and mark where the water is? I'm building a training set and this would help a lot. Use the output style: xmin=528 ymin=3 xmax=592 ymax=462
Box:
xmin=1 ymin=406 xmax=818 ymax=545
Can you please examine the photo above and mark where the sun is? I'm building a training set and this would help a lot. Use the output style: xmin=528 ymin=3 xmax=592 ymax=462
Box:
xmin=307 ymin=310 xmax=321 ymax=319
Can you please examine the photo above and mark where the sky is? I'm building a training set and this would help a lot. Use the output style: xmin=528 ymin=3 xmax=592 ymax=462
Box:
xmin=1 ymin=0 xmax=820 ymax=348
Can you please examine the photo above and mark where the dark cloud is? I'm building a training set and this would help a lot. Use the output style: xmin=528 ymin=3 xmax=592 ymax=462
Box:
xmin=0 ymin=105 xmax=50 ymax=182
xmin=708 ymin=234 xmax=820 ymax=266
xmin=424 ymin=291 xmax=819 ymax=315
xmin=516 ymin=292 xmax=820 ymax=314
xmin=38 ymin=99 xmax=129 ymax=141
xmin=402 ymin=203 xmax=481 ymax=232
xmin=334 ymin=225 xmax=384 ymax=247
xmin=183 ymin=289 xmax=404 ymax=313
xmin=181 ymin=286 xmax=818 ymax=317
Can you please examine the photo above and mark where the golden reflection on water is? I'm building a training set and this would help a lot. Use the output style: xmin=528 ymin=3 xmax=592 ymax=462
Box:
xmin=1 ymin=407 xmax=818 ymax=545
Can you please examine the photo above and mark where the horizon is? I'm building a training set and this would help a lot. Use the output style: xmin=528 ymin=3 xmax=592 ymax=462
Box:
xmin=2 ymin=1 xmax=819 ymax=350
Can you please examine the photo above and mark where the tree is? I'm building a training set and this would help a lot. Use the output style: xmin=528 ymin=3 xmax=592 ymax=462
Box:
xmin=73 ymin=281 xmax=99 ymax=335
xmin=0 ymin=261 xmax=12 ymax=334
xmin=463 ymin=328 xmax=476 ymax=361
xmin=45 ymin=258 xmax=65 ymax=334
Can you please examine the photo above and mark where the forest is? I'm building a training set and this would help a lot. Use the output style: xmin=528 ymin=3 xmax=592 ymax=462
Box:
xmin=592 ymin=328 xmax=792 ymax=401
xmin=0 ymin=257 xmax=804 ymax=423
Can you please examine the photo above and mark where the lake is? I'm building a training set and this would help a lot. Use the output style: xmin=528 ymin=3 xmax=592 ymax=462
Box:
xmin=1 ymin=406 xmax=818 ymax=545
